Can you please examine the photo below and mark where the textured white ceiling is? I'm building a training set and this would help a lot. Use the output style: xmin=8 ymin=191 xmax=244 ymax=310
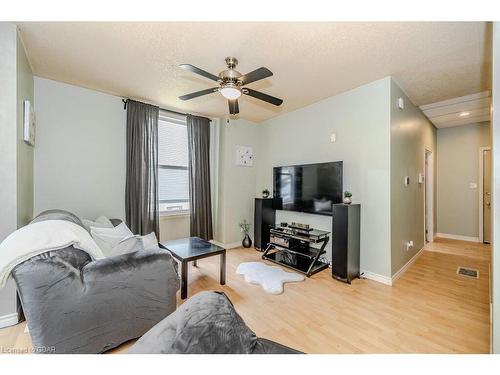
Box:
xmin=17 ymin=22 xmax=492 ymax=123
xmin=420 ymin=91 xmax=491 ymax=128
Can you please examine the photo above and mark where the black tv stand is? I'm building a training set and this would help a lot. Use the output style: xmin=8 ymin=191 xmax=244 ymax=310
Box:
xmin=262 ymin=225 xmax=330 ymax=277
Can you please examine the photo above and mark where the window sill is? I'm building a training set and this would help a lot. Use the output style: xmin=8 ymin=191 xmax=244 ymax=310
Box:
xmin=160 ymin=211 xmax=191 ymax=218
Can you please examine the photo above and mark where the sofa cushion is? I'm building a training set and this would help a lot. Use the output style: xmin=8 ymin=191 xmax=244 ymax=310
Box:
xmin=129 ymin=291 xmax=259 ymax=354
xmin=31 ymin=209 xmax=85 ymax=229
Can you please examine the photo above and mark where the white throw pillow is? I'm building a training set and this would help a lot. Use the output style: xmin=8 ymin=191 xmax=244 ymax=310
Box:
xmin=108 ymin=236 xmax=143 ymax=257
xmin=90 ymin=222 xmax=135 ymax=255
xmin=140 ymin=232 xmax=160 ymax=250
xmin=82 ymin=216 xmax=114 ymax=232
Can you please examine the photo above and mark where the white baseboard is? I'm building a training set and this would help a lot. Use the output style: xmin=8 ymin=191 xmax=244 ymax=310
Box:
xmin=360 ymin=269 xmax=392 ymax=285
xmin=361 ymin=246 xmax=425 ymax=287
xmin=0 ymin=313 xmax=18 ymax=329
xmin=210 ymin=240 xmax=241 ymax=249
xmin=435 ymin=232 xmax=480 ymax=243
xmin=391 ymin=246 xmax=425 ymax=285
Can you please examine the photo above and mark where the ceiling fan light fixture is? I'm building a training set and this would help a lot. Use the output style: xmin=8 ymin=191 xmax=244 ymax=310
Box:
xmin=220 ymin=86 xmax=242 ymax=100
xmin=178 ymin=58 xmax=283 ymax=115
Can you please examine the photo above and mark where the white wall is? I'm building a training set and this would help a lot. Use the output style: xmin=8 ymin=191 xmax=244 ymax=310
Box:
xmin=159 ymin=214 xmax=190 ymax=242
xmin=215 ymin=118 xmax=263 ymax=246
xmin=436 ymin=122 xmax=491 ymax=239
xmin=34 ymin=77 xmax=126 ymax=220
xmin=257 ymin=78 xmax=392 ymax=277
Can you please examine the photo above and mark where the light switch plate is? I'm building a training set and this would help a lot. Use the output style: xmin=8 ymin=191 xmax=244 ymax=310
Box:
xmin=469 ymin=182 xmax=478 ymax=189
xmin=398 ymin=97 xmax=405 ymax=110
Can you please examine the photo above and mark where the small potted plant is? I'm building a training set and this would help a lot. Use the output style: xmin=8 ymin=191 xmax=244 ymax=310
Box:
xmin=262 ymin=189 xmax=270 ymax=198
xmin=239 ymin=220 xmax=252 ymax=248
xmin=343 ymin=191 xmax=353 ymax=205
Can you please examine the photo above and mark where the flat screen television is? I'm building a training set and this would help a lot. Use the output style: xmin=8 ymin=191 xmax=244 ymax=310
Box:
xmin=273 ymin=161 xmax=343 ymax=216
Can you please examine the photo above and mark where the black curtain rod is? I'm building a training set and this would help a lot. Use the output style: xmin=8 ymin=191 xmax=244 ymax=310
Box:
xmin=122 ymin=99 xmax=211 ymax=122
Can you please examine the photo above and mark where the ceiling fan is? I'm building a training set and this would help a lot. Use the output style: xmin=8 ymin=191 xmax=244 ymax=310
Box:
xmin=178 ymin=57 xmax=283 ymax=115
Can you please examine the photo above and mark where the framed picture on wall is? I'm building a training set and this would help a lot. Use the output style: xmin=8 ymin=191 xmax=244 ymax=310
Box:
xmin=235 ymin=145 xmax=253 ymax=167
xmin=23 ymin=99 xmax=35 ymax=146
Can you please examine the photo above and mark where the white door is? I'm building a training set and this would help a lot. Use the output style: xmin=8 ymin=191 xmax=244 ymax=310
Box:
xmin=483 ymin=149 xmax=492 ymax=243
xmin=424 ymin=149 xmax=434 ymax=243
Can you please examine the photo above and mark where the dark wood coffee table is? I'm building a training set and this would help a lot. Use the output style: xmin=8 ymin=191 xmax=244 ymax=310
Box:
xmin=159 ymin=237 xmax=226 ymax=299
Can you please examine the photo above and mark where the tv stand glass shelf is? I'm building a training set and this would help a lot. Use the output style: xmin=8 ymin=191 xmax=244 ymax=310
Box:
xmin=262 ymin=225 xmax=330 ymax=277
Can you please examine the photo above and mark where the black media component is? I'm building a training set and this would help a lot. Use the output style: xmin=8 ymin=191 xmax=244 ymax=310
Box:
xmin=331 ymin=203 xmax=360 ymax=284
xmin=262 ymin=225 xmax=330 ymax=277
xmin=254 ymin=198 xmax=276 ymax=251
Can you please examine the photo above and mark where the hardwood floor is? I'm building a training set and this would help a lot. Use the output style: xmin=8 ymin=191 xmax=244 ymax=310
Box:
xmin=0 ymin=238 xmax=491 ymax=354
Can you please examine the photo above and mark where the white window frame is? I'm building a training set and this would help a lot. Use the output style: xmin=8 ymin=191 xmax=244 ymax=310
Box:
xmin=158 ymin=111 xmax=190 ymax=216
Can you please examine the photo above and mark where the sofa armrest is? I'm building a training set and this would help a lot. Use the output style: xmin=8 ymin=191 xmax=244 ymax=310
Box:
xmin=13 ymin=247 xmax=179 ymax=353
xmin=82 ymin=248 xmax=179 ymax=287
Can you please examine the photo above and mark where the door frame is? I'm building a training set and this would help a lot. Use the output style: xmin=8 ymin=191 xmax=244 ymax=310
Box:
xmin=424 ymin=146 xmax=434 ymax=244
xmin=479 ymin=146 xmax=492 ymax=243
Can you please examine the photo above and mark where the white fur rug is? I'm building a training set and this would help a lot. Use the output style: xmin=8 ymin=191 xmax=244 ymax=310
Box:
xmin=236 ymin=262 xmax=305 ymax=294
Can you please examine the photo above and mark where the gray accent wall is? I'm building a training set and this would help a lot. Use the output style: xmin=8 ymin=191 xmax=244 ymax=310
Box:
xmin=436 ymin=122 xmax=491 ymax=238
xmin=256 ymin=77 xmax=392 ymax=277
xmin=0 ymin=23 xmax=18 ymax=322
xmin=390 ymin=78 xmax=437 ymax=276
xmin=16 ymin=31 xmax=34 ymax=228
xmin=491 ymin=21 xmax=499 ymax=354
xmin=0 ymin=23 xmax=17 ymax=243
xmin=0 ymin=23 xmax=34 ymax=324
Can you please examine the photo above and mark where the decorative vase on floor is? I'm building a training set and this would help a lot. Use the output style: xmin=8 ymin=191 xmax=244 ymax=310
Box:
xmin=242 ymin=234 xmax=252 ymax=248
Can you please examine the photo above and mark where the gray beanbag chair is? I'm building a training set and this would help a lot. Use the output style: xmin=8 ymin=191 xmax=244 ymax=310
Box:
xmin=13 ymin=209 xmax=179 ymax=354
xmin=129 ymin=291 xmax=301 ymax=354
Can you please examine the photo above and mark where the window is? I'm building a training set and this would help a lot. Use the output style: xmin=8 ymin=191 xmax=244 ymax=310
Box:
xmin=158 ymin=112 xmax=190 ymax=214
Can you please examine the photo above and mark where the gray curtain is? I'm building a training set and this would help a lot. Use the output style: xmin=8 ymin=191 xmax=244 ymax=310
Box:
xmin=187 ymin=115 xmax=213 ymax=240
xmin=125 ymin=100 xmax=160 ymax=236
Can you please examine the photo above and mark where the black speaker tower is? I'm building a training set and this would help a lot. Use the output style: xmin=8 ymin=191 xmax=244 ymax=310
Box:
xmin=332 ymin=203 xmax=360 ymax=284
xmin=254 ymin=198 xmax=276 ymax=250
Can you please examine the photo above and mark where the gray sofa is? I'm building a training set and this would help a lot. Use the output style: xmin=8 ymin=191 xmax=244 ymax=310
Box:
xmin=129 ymin=291 xmax=301 ymax=354
xmin=12 ymin=210 xmax=180 ymax=354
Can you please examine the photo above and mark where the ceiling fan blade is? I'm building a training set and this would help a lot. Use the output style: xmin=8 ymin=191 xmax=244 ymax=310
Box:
xmin=239 ymin=67 xmax=273 ymax=85
xmin=179 ymin=64 xmax=220 ymax=82
xmin=243 ymin=88 xmax=283 ymax=106
xmin=228 ymin=99 xmax=239 ymax=115
xmin=179 ymin=87 xmax=219 ymax=101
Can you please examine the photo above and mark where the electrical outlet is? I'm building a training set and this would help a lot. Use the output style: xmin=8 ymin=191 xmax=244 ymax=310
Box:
xmin=330 ymin=133 xmax=337 ymax=143
xmin=405 ymin=240 xmax=414 ymax=251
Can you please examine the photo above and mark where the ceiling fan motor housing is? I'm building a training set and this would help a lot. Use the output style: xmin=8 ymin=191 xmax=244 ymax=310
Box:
xmin=219 ymin=57 xmax=242 ymax=84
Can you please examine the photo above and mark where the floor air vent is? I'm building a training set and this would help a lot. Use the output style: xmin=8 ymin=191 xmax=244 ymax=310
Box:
xmin=457 ymin=267 xmax=479 ymax=278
